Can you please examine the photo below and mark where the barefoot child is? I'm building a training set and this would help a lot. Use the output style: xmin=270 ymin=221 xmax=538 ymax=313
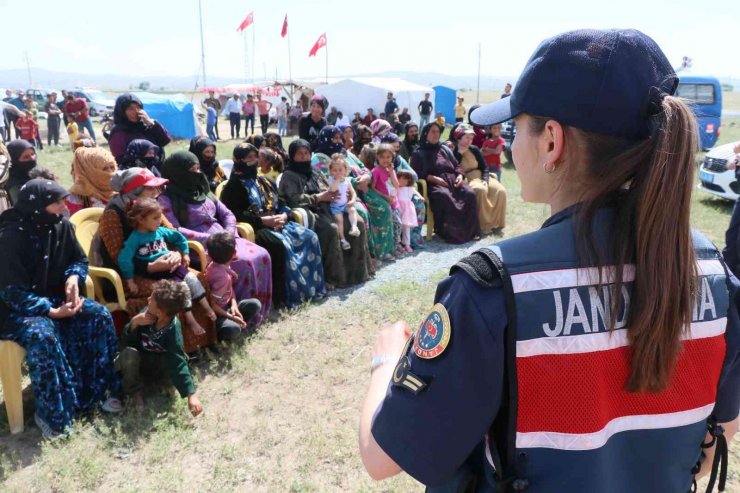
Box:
xmin=327 ymin=153 xmax=360 ymax=250
xmin=118 ymin=198 xmax=216 ymax=335
xmin=372 ymin=144 xmax=403 ymax=258
xmin=115 ymin=280 xmax=204 ymax=416
xmin=396 ymin=170 xmax=422 ymax=253
xmin=205 ymin=231 xmax=262 ymax=341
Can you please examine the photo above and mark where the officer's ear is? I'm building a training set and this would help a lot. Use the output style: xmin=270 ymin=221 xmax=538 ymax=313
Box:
xmin=542 ymin=119 xmax=566 ymax=167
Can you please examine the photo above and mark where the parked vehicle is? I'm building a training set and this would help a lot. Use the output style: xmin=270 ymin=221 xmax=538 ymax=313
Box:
xmin=676 ymin=75 xmax=722 ymax=150
xmin=24 ymin=88 xmax=60 ymax=107
xmin=69 ymin=89 xmax=115 ymax=117
xmin=697 ymin=142 xmax=738 ymax=200
xmin=501 ymin=119 xmax=516 ymax=164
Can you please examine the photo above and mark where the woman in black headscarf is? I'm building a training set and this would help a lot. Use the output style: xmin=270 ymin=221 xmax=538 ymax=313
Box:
xmin=108 ymin=93 xmax=172 ymax=164
xmin=400 ymin=122 xmax=419 ymax=162
xmin=410 ymin=122 xmax=480 ymax=243
xmin=279 ymin=139 xmax=371 ymax=288
xmin=0 ymin=179 xmax=121 ymax=439
xmin=352 ymin=125 xmax=373 ymax=156
xmin=191 ymin=138 xmax=226 ymax=192
xmin=119 ymin=139 xmax=165 ymax=176
xmin=220 ymin=143 xmax=326 ymax=308
xmin=6 ymin=139 xmax=37 ymax=204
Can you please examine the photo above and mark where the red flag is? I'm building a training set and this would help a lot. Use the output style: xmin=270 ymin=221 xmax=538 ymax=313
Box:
xmin=281 ymin=14 xmax=288 ymax=38
xmin=236 ymin=12 xmax=254 ymax=32
xmin=309 ymin=33 xmax=326 ymax=57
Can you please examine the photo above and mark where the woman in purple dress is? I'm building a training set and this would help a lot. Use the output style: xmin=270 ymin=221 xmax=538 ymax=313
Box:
xmin=158 ymin=151 xmax=272 ymax=323
xmin=107 ymin=94 xmax=172 ymax=165
xmin=410 ymin=122 xmax=480 ymax=244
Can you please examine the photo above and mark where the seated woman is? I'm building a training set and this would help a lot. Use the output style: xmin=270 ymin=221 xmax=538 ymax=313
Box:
xmin=119 ymin=139 xmax=165 ymax=176
xmin=451 ymin=124 xmax=507 ymax=234
xmin=158 ymin=151 xmax=272 ymax=323
xmin=279 ymin=139 xmax=371 ymax=288
xmin=264 ymin=131 xmax=288 ymax=163
xmin=191 ymin=138 xmax=227 ymax=192
xmin=410 ymin=122 xmax=480 ymax=244
xmin=0 ymin=179 xmax=121 ymax=439
xmin=370 ymin=119 xmax=392 ymax=144
xmin=219 ymin=143 xmax=326 ymax=308
xmin=6 ymin=139 xmax=37 ymax=204
xmin=108 ymin=93 xmax=172 ymax=165
xmin=352 ymin=125 xmax=373 ymax=157
xmin=65 ymin=147 xmax=117 ymax=215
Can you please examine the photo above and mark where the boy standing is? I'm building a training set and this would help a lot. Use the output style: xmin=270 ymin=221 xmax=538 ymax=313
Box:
xmin=16 ymin=111 xmax=39 ymax=146
xmin=205 ymin=102 xmax=218 ymax=142
xmin=115 ymin=280 xmax=204 ymax=416
xmin=481 ymin=123 xmax=506 ymax=181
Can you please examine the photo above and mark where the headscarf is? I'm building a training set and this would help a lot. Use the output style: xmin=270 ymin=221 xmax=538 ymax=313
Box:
xmin=353 ymin=125 xmax=373 ymax=155
xmin=313 ymin=125 xmax=344 ymax=155
xmin=265 ymin=132 xmax=286 ymax=153
xmin=380 ymin=133 xmax=400 ymax=144
xmin=109 ymin=168 xmax=169 ymax=212
xmin=232 ymin=143 xmax=259 ymax=181
xmin=111 ymin=93 xmax=145 ymax=132
xmin=160 ymin=151 xmax=213 ymax=226
xmin=287 ymin=139 xmax=313 ymax=178
xmin=0 ymin=179 xmax=74 ymax=294
xmin=453 ymin=123 xmax=475 ymax=143
xmin=6 ymin=139 xmax=36 ymax=190
xmin=120 ymin=139 xmax=163 ymax=173
xmin=191 ymin=138 xmax=219 ymax=178
xmin=188 ymin=135 xmax=207 ymax=153
xmin=68 ymin=147 xmax=118 ymax=202
xmin=448 ymin=122 xmax=463 ymax=145
xmin=245 ymin=134 xmax=265 ymax=149
xmin=370 ymin=119 xmax=392 ymax=144
xmin=467 ymin=104 xmax=486 ymax=147
xmin=402 ymin=122 xmax=419 ymax=156
xmin=419 ymin=122 xmax=444 ymax=150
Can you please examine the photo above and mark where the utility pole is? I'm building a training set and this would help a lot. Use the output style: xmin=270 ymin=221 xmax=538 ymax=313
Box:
xmin=24 ymin=51 xmax=32 ymax=86
xmin=476 ymin=43 xmax=481 ymax=104
xmin=198 ymin=0 xmax=207 ymax=87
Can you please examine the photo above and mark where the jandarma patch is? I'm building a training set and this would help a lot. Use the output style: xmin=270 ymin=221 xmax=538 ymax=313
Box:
xmin=413 ymin=303 xmax=451 ymax=359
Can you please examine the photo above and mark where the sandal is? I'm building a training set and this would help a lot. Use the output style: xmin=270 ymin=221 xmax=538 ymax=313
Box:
xmin=35 ymin=413 xmax=67 ymax=441
xmin=101 ymin=397 xmax=124 ymax=413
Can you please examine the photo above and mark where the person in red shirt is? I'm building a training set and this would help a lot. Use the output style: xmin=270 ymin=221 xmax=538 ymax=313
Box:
xmin=363 ymin=108 xmax=376 ymax=125
xmin=255 ymin=94 xmax=272 ymax=135
xmin=15 ymin=111 xmax=39 ymax=145
xmin=64 ymin=94 xmax=97 ymax=142
xmin=481 ymin=123 xmax=506 ymax=181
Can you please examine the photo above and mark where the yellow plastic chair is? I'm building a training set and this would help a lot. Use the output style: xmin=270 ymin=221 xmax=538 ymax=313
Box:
xmin=214 ymin=181 xmax=227 ymax=199
xmin=0 ymin=341 xmax=26 ymax=434
xmin=417 ymin=179 xmax=434 ymax=241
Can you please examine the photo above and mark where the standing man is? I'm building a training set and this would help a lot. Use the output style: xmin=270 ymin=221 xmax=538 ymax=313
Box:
xmin=44 ymin=92 xmax=62 ymax=146
xmin=501 ymin=83 xmax=512 ymax=99
xmin=203 ymin=90 xmax=222 ymax=140
xmin=418 ymin=93 xmax=433 ymax=128
xmin=327 ymin=106 xmax=339 ymax=126
xmin=64 ymin=93 xmax=96 ymax=142
xmin=384 ymin=92 xmax=399 ymax=121
xmin=242 ymin=94 xmax=256 ymax=136
xmin=275 ymin=96 xmax=288 ymax=137
xmin=454 ymin=96 xmax=466 ymax=123
xmin=255 ymin=94 xmax=272 ymax=135
xmin=363 ymin=108 xmax=376 ymax=125
xmin=222 ymin=93 xmax=242 ymax=139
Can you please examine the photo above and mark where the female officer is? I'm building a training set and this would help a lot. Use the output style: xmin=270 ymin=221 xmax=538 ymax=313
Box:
xmin=359 ymin=29 xmax=740 ymax=493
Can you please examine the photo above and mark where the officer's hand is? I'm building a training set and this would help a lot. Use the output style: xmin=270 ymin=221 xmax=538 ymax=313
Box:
xmin=371 ymin=321 xmax=413 ymax=368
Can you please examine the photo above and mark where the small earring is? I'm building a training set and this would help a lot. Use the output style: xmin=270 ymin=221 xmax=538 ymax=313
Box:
xmin=543 ymin=162 xmax=556 ymax=174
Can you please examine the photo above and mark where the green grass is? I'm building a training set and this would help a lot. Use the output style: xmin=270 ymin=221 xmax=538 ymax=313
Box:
xmin=2 ymin=111 xmax=740 ymax=492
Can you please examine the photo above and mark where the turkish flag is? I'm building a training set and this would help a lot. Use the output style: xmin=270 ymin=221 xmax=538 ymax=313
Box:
xmin=309 ymin=33 xmax=326 ymax=57
xmin=281 ymin=14 xmax=288 ymax=38
xmin=236 ymin=12 xmax=254 ymax=32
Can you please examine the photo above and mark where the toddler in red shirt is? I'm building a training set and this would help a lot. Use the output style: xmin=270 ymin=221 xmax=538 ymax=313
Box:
xmin=16 ymin=111 xmax=39 ymax=144
xmin=481 ymin=123 xmax=505 ymax=181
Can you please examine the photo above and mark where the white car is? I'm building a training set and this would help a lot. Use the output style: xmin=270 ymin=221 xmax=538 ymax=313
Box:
xmin=698 ymin=142 xmax=739 ymax=201
xmin=71 ymin=89 xmax=115 ymax=117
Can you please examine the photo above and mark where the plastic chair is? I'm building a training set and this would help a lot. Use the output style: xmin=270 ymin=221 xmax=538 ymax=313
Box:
xmin=417 ymin=179 xmax=434 ymax=241
xmin=214 ymin=181 xmax=227 ymax=199
xmin=0 ymin=341 xmax=27 ymax=434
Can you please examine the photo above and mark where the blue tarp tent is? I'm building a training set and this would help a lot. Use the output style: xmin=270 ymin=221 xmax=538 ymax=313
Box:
xmin=433 ymin=85 xmax=456 ymax=124
xmin=132 ymin=92 xmax=198 ymax=140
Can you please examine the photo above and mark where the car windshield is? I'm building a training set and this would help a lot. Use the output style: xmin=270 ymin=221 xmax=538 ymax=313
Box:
xmin=84 ymin=90 xmax=106 ymax=100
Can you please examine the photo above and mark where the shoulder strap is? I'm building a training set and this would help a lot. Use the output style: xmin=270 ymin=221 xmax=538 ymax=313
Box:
xmin=451 ymin=247 xmax=528 ymax=491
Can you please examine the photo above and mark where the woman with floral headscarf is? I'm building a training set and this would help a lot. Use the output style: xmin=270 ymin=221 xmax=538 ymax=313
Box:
xmin=119 ymin=139 xmax=164 ymax=176
xmin=66 ymin=147 xmax=118 ymax=215
xmin=279 ymin=139 xmax=370 ymax=288
xmin=450 ymin=123 xmax=507 ymax=233
xmin=108 ymin=93 xmax=171 ymax=165
xmin=0 ymin=179 xmax=121 ymax=439
xmin=159 ymin=151 xmax=272 ymax=323
xmin=220 ymin=143 xmax=325 ymax=308
xmin=410 ymin=122 xmax=480 ymax=243
xmin=370 ymin=119 xmax=392 ymax=144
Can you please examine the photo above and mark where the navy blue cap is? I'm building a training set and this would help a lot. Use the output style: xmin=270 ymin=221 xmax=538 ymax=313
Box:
xmin=470 ymin=29 xmax=678 ymax=140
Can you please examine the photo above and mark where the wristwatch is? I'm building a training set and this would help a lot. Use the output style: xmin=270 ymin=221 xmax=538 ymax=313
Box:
xmin=370 ymin=354 xmax=395 ymax=374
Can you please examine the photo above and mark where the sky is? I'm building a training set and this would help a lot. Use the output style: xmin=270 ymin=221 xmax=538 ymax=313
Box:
xmin=1 ymin=0 xmax=739 ymax=84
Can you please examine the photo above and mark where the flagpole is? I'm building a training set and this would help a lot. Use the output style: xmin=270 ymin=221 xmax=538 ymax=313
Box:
xmin=198 ymin=0 xmax=207 ymax=86
xmin=325 ymin=34 xmax=328 ymax=84
xmin=287 ymin=20 xmax=294 ymax=104
xmin=252 ymin=20 xmax=256 ymax=86
xmin=243 ymin=30 xmax=249 ymax=82
xmin=476 ymin=42 xmax=481 ymax=104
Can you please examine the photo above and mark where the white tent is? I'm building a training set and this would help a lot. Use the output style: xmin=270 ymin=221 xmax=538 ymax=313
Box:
xmin=315 ymin=78 xmax=434 ymax=124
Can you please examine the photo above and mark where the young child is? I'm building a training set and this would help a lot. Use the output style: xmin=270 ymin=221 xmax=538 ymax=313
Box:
xmin=372 ymin=144 xmax=403 ymax=258
xmin=396 ymin=170 xmax=422 ymax=253
xmin=481 ymin=123 xmax=505 ymax=181
xmin=118 ymin=198 xmax=215 ymax=335
xmin=205 ymin=231 xmax=262 ymax=341
xmin=327 ymin=153 xmax=361 ymax=250
xmin=16 ymin=110 xmax=39 ymax=145
xmin=115 ymin=280 xmax=203 ymax=416
xmin=66 ymin=114 xmax=79 ymax=147
xmin=257 ymin=148 xmax=283 ymax=181
xmin=205 ymin=101 xmax=218 ymax=142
